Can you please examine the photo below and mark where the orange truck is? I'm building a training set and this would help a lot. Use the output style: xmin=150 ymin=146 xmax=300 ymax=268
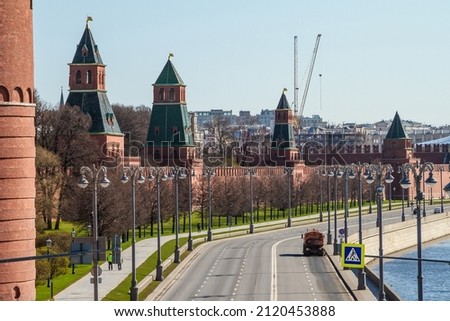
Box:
xmin=302 ymin=229 xmax=325 ymax=256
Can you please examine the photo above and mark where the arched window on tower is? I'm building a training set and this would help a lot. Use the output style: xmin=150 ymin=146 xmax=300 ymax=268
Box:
xmin=76 ymin=70 xmax=82 ymax=84
xmin=159 ymin=88 xmax=165 ymax=101
xmin=169 ymin=88 xmax=175 ymax=101
xmin=86 ymin=70 xmax=92 ymax=84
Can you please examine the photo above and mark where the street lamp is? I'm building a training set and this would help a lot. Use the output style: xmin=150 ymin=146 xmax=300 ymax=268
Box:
xmin=284 ymin=167 xmax=294 ymax=228
xmin=120 ymin=166 xmax=145 ymax=301
xmin=399 ymin=161 xmax=436 ymax=301
xmin=187 ymin=168 xmax=196 ymax=251
xmin=78 ymin=164 xmax=110 ymax=301
xmin=350 ymin=162 xmax=369 ymax=290
xmin=46 ymin=237 xmax=52 ymax=288
xmin=444 ymin=182 xmax=450 ymax=201
xmin=46 ymin=237 xmax=53 ymax=300
xmin=328 ymin=166 xmax=342 ymax=255
xmin=366 ymin=163 xmax=394 ymax=301
xmin=170 ymin=166 xmax=187 ymax=263
xmin=398 ymin=168 xmax=408 ymax=222
xmin=71 ymin=228 xmax=76 ymax=274
xmin=437 ymin=166 xmax=445 ymax=213
xmin=339 ymin=165 xmax=355 ymax=244
xmin=323 ymin=166 xmax=332 ymax=244
xmin=316 ymin=167 xmax=324 ymax=223
xmin=147 ymin=167 xmax=169 ymax=281
xmin=245 ymin=168 xmax=257 ymax=233
xmin=203 ymin=166 xmax=216 ymax=241
xmin=363 ymin=167 xmax=373 ymax=214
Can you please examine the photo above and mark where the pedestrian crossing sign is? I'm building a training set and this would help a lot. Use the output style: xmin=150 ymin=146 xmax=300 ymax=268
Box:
xmin=341 ymin=243 xmax=365 ymax=268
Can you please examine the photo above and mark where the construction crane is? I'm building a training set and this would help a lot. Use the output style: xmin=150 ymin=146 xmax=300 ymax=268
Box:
xmin=293 ymin=35 xmax=299 ymax=116
xmin=298 ymin=34 xmax=322 ymax=125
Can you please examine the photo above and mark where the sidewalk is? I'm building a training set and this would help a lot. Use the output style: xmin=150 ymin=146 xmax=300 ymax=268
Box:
xmin=54 ymin=233 xmax=173 ymax=301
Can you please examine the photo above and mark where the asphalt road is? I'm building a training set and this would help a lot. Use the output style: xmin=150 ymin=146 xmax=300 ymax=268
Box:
xmin=147 ymin=202 xmax=441 ymax=301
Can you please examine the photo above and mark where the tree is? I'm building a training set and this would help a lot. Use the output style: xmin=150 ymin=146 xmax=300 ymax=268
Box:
xmin=112 ymin=104 xmax=151 ymax=157
xmin=35 ymin=146 xmax=63 ymax=230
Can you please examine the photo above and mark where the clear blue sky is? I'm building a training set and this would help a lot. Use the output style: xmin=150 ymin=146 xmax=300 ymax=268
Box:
xmin=33 ymin=0 xmax=450 ymax=126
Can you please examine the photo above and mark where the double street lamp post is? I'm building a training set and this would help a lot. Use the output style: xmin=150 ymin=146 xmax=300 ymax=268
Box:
xmin=71 ymin=228 xmax=76 ymax=274
xmin=170 ymin=167 xmax=187 ymax=263
xmin=437 ymin=166 xmax=445 ymax=214
xmin=245 ymin=168 xmax=256 ymax=233
xmin=339 ymin=166 xmax=355 ymax=244
xmin=120 ymin=166 xmax=145 ymax=301
xmin=365 ymin=163 xmax=394 ymax=301
xmin=147 ymin=167 xmax=169 ymax=281
xmin=187 ymin=169 xmax=195 ymax=251
xmin=284 ymin=167 xmax=294 ymax=228
xmin=203 ymin=167 xmax=216 ymax=241
xmin=324 ymin=167 xmax=332 ymax=244
xmin=78 ymin=164 xmax=110 ymax=301
xmin=328 ymin=166 xmax=342 ymax=255
xmin=317 ymin=168 xmax=324 ymax=223
xmin=350 ymin=162 xmax=369 ymax=290
xmin=399 ymin=161 xmax=436 ymax=301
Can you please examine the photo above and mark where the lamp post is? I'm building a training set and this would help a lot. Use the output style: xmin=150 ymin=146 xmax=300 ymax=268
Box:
xmin=398 ymin=168 xmax=407 ymax=222
xmin=71 ymin=228 xmax=76 ymax=274
xmin=317 ymin=168 xmax=324 ymax=223
xmin=323 ymin=166 xmax=332 ymax=244
xmin=46 ymin=237 xmax=53 ymax=300
xmin=170 ymin=166 xmax=187 ymax=263
xmin=120 ymin=166 xmax=145 ymax=301
xmin=245 ymin=167 xmax=256 ymax=233
xmin=328 ymin=166 xmax=342 ymax=255
xmin=444 ymin=182 xmax=450 ymax=205
xmin=350 ymin=162 xmax=369 ymax=290
xmin=388 ymin=183 xmax=392 ymax=210
xmin=147 ymin=167 xmax=169 ymax=281
xmin=365 ymin=167 xmax=373 ymax=214
xmin=187 ymin=168 xmax=195 ymax=251
xmin=437 ymin=166 xmax=445 ymax=213
xmin=78 ymin=164 xmax=110 ymax=301
xmin=399 ymin=161 xmax=436 ymax=301
xmin=339 ymin=165 xmax=355 ymax=244
xmin=284 ymin=167 xmax=294 ymax=228
xmin=366 ymin=163 xmax=394 ymax=301
xmin=203 ymin=166 xmax=215 ymax=241
xmin=46 ymin=237 xmax=52 ymax=288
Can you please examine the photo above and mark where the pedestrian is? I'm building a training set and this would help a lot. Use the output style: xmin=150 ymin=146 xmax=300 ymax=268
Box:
xmin=107 ymin=252 xmax=113 ymax=270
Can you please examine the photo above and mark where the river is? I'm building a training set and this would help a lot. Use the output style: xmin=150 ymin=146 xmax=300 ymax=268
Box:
xmin=368 ymin=237 xmax=450 ymax=301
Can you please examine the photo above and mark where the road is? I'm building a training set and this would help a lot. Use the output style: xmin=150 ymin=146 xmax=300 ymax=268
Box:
xmin=147 ymin=203 xmax=445 ymax=301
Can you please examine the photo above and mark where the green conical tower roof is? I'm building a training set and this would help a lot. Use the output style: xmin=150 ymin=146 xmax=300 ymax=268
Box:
xmin=276 ymin=91 xmax=290 ymax=109
xmin=385 ymin=111 xmax=408 ymax=139
xmin=154 ymin=56 xmax=185 ymax=85
xmin=71 ymin=19 xmax=104 ymax=65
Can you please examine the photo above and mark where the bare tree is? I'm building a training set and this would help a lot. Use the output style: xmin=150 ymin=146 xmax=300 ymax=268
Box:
xmin=35 ymin=146 xmax=63 ymax=230
xmin=112 ymin=104 xmax=151 ymax=157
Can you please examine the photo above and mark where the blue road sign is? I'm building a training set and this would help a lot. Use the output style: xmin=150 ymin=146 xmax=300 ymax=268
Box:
xmin=340 ymin=243 xmax=365 ymax=268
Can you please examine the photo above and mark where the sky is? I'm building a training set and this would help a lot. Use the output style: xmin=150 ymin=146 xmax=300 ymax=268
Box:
xmin=33 ymin=0 xmax=450 ymax=126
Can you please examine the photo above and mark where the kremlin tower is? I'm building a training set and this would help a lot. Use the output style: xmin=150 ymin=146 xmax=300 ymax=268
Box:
xmin=0 ymin=0 xmax=37 ymax=300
